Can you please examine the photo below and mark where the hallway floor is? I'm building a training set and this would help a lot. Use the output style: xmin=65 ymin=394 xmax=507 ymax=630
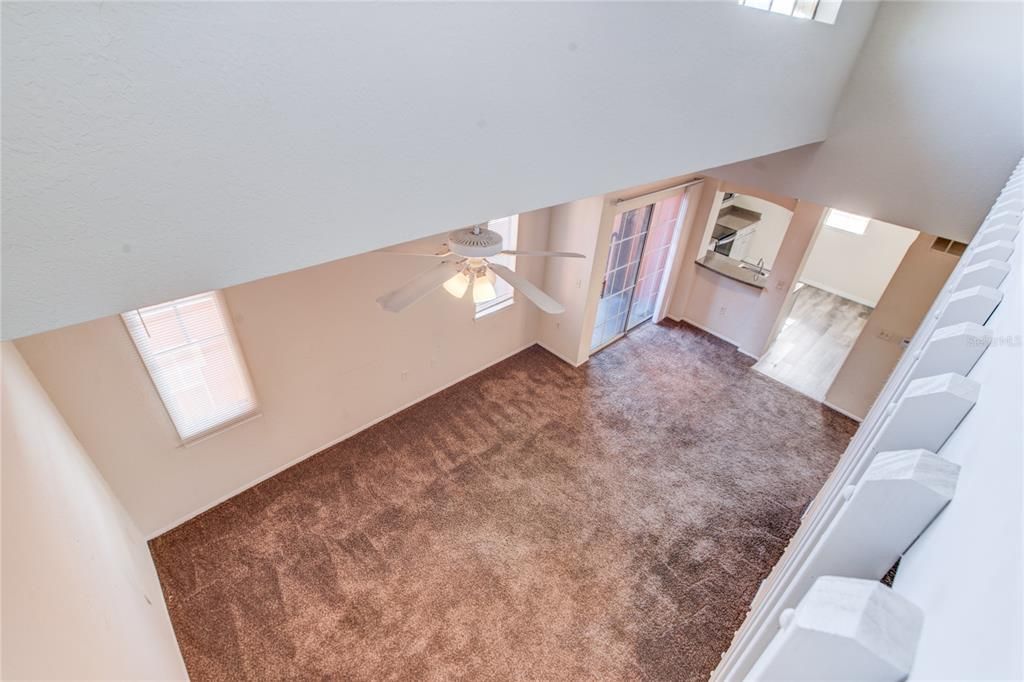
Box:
xmin=150 ymin=321 xmax=856 ymax=681
xmin=754 ymin=284 xmax=873 ymax=401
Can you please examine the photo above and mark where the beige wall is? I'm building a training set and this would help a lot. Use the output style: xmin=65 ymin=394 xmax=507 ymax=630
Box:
xmin=653 ymin=184 xmax=706 ymax=323
xmin=669 ymin=179 xmax=826 ymax=357
xmin=668 ymin=178 xmax=723 ymax=320
xmin=668 ymin=177 xmax=955 ymax=419
xmin=15 ymin=210 xmax=551 ymax=537
xmin=537 ymin=197 xmax=606 ymax=365
xmin=800 ymin=217 xmax=918 ymax=307
xmin=1 ymin=343 xmax=187 ymax=679
xmin=825 ymin=233 xmax=958 ymax=418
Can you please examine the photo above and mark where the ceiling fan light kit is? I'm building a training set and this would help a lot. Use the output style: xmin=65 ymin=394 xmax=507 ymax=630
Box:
xmin=471 ymin=271 xmax=497 ymax=304
xmin=442 ymin=271 xmax=471 ymax=299
xmin=376 ymin=223 xmax=584 ymax=315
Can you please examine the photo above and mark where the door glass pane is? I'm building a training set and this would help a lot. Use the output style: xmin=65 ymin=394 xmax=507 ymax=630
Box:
xmin=592 ymin=206 xmax=652 ymax=350
xmin=625 ymin=194 xmax=684 ymax=331
xmin=612 ymin=234 xmax=642 ymax=271
xmin=617 ymin=210 xmax=647 ymax=240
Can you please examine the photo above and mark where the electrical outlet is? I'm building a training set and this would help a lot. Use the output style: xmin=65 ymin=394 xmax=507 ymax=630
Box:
xmin=401 ymin=370 xmax=409 ymax=382
xmin=719 ymin=305 xmax=727 ymax=316
xmin=576 ymin=279 xmax=583 ymax=288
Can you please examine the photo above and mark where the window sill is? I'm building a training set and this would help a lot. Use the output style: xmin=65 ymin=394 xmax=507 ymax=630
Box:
xmin=474 ymin=297 xmax=515 ymax=320
xmin=179 ymin=410 xmax=263 ymax=448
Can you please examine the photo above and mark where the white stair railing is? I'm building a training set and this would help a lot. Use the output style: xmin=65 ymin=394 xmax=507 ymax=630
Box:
xmin=714 ymin=156 xmax=1023 ymax=681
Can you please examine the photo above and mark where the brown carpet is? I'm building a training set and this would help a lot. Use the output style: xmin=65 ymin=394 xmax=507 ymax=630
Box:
xmin=150 ymin=321 xmax=856 ymax=681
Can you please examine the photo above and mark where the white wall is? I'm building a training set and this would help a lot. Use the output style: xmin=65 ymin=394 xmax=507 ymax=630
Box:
xmin=15 ymin=210 xmax=550 ymax=537
xmin=0 ymin=1 xmax=880 ymax=339
xmin=707 ymin=1 xmax=1023 ymax=243
xmin=1 ymin=343 xmax=187 ymax=679
xmin=537 ymin=197 xmax=607 ymax=365
xmin=800 ymin=217 xmax=918 ymax=306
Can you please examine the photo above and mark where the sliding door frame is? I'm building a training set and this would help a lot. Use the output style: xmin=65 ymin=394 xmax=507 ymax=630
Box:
xmin=590 ymin=205 xmax=655 ymax=353
xmin=589 ymin=182 xmax=701 ymax=354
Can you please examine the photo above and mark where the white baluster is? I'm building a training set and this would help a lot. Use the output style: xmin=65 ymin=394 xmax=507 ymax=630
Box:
xmin=747 ymin=577 xmax=923 ymax=681
xmin=991 ymin=198 xmax=1023 ymax=214
xmin=875 ymin=373 xmax=979 ymax=453
xmin=954 ymin=260 xmax=1011 ymax=290
xmin=909 ymin=322 xmax=992 ymax=381
xmin=935 ymin=285 xmax=1002 ymax=327
xmin=977 ymin=222 xmax=1020 ymax=246
xmin=811 ymin=450 xmax=959 ymax=576
xmin=985 ymin=210 xmax=1022 ymax=226
xmin=965 ymin=240 xmax=1014 ymax=266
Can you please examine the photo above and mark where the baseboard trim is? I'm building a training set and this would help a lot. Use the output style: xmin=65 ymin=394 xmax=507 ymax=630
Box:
xmin=676 ymin=315 xmax=743 ymax=349
xmin=823 ymin=399 xmax=865 ymax=422
xmin=145 ymin=340 xmax=538 ymax=540
xmin=536 ymin=340 xmax=587 ymax=367
xmin=737 ymin=347 xmax=761 ymax=361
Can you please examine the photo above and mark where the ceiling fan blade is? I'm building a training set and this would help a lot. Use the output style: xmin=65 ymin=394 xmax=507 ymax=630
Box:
xmin=376 ymin=261 xmax=461 ymax=312
xmin=377 ymin=250 xmax=453 ymax=258
xmin=500 ymin=250 xmax=585 ymax=259
xmin=488 ymin=263 xmax=565 ymax=314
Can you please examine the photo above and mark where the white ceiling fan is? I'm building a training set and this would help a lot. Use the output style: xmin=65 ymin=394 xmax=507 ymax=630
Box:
xmin=376 ymin=224 xmax=584 ymax=314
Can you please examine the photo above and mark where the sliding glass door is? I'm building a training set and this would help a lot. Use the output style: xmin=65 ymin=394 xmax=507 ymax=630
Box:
xmin=591 ymin=206 xmax=651 ymax=351
xmin=590 ymin=193 xmax=685 ymax=352
xmin=626 ymin=193 xmax=683 ymax=330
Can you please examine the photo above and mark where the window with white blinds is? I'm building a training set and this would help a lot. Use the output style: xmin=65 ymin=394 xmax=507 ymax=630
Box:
xmin=122 ymin=291 xmax=258 ymax=443
xmin=476 ymin=214 xmax=519 ymax=318
xmin=737 ymin=0 xmax=841 ymax=24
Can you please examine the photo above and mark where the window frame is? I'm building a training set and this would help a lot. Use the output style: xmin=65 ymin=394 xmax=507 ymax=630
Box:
xmin=737 ymin=0 xmax=840 ymax=24
xmin=122 ymin=290 xmax=260 ymax=445
xmin=475 ymin=215 xmax=519 ymax=319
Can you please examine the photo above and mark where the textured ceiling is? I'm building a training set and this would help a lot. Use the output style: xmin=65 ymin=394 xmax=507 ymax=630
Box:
xmin=1 ymin=1 xmax=877 ymax=339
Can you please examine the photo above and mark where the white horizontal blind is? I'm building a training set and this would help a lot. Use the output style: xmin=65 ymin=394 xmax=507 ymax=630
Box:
xmin=122 ymin=291 xmax=258 ymax=442
xmin=477 ymin=214 xmax=519 ymax=317
xmin=738 ymin=0 xmax=838 ymax=24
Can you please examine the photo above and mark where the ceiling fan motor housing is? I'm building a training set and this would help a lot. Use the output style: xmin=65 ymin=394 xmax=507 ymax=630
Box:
xmin=447 ymin=227 xmax=503 ymax=258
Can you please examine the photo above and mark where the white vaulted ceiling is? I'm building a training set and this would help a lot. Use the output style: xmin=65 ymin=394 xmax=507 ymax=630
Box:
xmin=706 ymin=1 xmax=1024 ymax=244
xmin=1 ymin=1 xmax=878 ymax=339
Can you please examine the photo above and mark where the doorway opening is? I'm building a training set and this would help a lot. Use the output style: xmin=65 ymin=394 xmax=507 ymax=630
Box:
xmin=590 ymin=193 xmax=685 ymax=352
xmin=754 ymin=208 xmax=918 ymax=401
